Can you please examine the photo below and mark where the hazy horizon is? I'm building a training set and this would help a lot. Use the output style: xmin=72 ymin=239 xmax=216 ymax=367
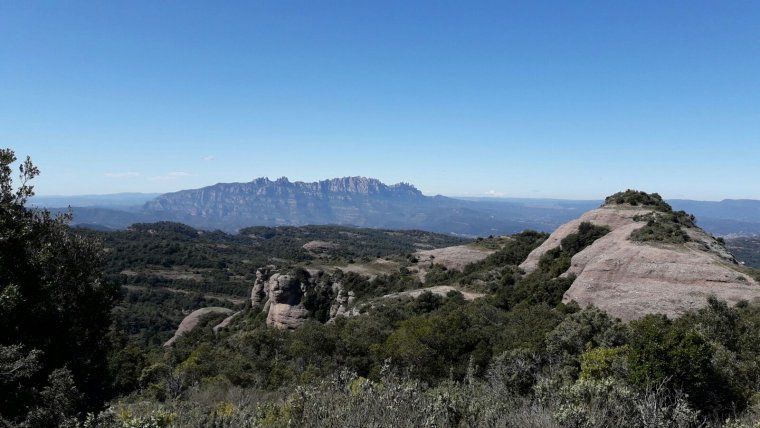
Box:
xmin=5 ymin=2 xmax=760 ymax=200
xmin=30 ymin=175 xmax=755 ymax=203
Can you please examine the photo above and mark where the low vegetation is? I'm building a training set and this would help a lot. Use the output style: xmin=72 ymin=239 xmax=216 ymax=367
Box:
xmin=604 ymin=189 xmax=674 ymax=211
xmin=74 ymin=220 xmax=465 ymax=346
xmin=98 ymin=296 xmax=760 ymax=427
xmin=631 ymin=211 xmax=696 ymax=244
xmin=608 ymin=189 xmax=700 ymax=244
xmin=3 ymin=151 xmax=760 ymax=427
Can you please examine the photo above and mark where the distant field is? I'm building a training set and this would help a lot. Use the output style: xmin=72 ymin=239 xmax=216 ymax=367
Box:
xmin=727 ymin=236 xmax=760 ymax=268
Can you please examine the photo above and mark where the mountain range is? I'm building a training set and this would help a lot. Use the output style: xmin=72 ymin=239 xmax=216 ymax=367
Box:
xmin=32 ymin=177 xmax=760 ymax=237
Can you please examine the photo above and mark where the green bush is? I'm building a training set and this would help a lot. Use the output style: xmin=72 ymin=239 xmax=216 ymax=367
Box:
xmin=537 ymin=222 xmax=610 ymax=277
xmin=630 ymin=211 xmax=695 ymax=244
xmin=603 ymin=190 xmax=672 ymax=211
xmin=626 ymin=313 xmax=746 ymax=415
xmin=580 ymin=346 xmax=628 ymax=380
xmin=0 ymin=149 xmax=117 ymax=423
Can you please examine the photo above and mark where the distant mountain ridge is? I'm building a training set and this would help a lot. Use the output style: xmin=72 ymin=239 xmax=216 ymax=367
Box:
xmin=144 ymin=176 xmax=425 ymax=213
xmin=37 ymin=177 xmax=760 ymax=237
xmin=140 ymin=176 xmax=536 ymax=235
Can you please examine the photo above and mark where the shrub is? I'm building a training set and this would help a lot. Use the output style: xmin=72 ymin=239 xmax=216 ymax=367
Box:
xmin=487 ymin=349 xmax=541 ymax=395
xmin=627 ymin=314 xmax=746 ymax=415
xmin=603 ymin=190 xmax=672 ymax=211
xmin=538 ymin=222 xmax=610 ymax=277
xmin=630 ymin=211 xmax=695 ymax=244
xmin=0 ymin=149 xmax=117 ymax=422
xmin=545 ymin=308 xmax=629 ymax=379
xmin=580 ymin=346 xmax=628 ymax=381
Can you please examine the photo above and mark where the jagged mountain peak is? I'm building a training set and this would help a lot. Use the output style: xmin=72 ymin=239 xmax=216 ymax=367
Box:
xmin=140 ymin=177 xmax=436 ymax=232
xmin=241 ymin=176 xmax=423 ymax=196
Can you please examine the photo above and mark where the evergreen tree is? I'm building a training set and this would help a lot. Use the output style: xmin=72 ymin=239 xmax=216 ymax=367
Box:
xmin=0 ymin=149 xmax=116 ymax=425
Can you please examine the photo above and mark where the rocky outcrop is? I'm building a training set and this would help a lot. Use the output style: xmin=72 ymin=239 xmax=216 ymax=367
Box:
xmin=251 ymin=266 xmax=274 ymax=311
xmin=520 ymin=206 xmax=649 ymax=273
xmin=164 ymin=307 xmax=235 ymax=347
xmin=329 ymin=283 xmax=356 ymax=319
xmin=265 ymin=273 xmax=310 ymax=330
xmin=520 ymin=204 xmax=760 ymax=321
xmin=414 ymin=244 xmax=495 ymax=282
xmin=252 ymin=268 xmax=309 ymax=329
xmin=302 ymin=240 xmax=340 ymax=252
xmin=212 ymin=311 xmax=242 ymax=335
xmin=252 ymin=267 xmax=360 ymax=329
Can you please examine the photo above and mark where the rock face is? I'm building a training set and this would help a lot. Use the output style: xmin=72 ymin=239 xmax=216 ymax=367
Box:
xmin=329 ymin=284 xmax=356 ymax=319
xmin=251 ymin=267 xmax=360 ymax=329
xmin=251 ymin=268 xmax=310 ymax=330
xmin=143 ymin=177 xmax=426 ymax=232
xmin=137 ymin=176 xmax=560 ymax=235
xmin=520 ymin=205 xmax=760 ymax=321
xmin=413 ymin=244 xmax=495 ymax=282
xmin=164 ymin=307 xmax=235 ymax=347
xmin=302 ymin=240 xmax=340 ymax=252
xmin=382 ymin=285 xmax=486 ymax=301
xmin=212 ymin=311 xmax=242 ymax=335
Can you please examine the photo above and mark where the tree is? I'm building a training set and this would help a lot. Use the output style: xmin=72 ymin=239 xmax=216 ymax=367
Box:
xmin=627 ymin=313 xmax=745 ymax=415
xmin=0 ymin=149 xmax=117 ymax=423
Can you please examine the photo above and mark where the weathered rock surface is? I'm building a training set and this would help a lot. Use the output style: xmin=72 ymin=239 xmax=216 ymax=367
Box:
xmin=520 ymin=206 xmax=650 ymax=273
xmin=329 ymin=284 xmax=356 ymax=319
xmin=302 ymin=240 xmax=340 ymax=251
xmin=414 ymin=244 xmax=495 ymax=282
xmin=416 ymin=245 xmax=495 ymax=271
xmin=265 ymin=274 xmax=310 ymax=330
xmin=520 ymin=205 xmax=760 ymax=321
xmin=252 ymin=267 xmax=359 ymax=329
xmin=252 ymin=269 xmax=310 ymax=329
xmin=212 ymin=310 xmax=242 ymax=335
xmin=382 ymin=285 xmax=486 ymax=301
xmin=164 ymin=307 xmax=234 ymax=347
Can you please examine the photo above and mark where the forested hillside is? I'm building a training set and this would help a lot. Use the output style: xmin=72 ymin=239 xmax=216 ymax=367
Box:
xmin=4 ymin=150 xmax=760 ymax=427
xmin=76 ymin=222 xmax=466 ymax=347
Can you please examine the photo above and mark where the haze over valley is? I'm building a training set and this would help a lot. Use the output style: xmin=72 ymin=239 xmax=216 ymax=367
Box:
xmin=33 ymin=176 xmax=760 ymax=238
xmin=5 ymin=1 xmax=760 ymax=426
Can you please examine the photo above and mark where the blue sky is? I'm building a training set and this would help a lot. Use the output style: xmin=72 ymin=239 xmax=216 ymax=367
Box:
xmin=2 ymin=1 xmax=759 ymax=200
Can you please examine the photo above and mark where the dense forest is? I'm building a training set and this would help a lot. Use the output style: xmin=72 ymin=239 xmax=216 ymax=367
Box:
xmin=3 ymin=150 xmax=760 ymax=427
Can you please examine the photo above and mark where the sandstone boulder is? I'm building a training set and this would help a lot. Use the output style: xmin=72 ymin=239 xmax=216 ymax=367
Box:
xmin=212 ymin=310 xmax=242 ymax=335
xmin=302 ymin=240 xmax=340 ymax=251
xmin=251 ymin=268 xmax=312 ymax=329
xmin=329 ymin=282 xmax=356 ymax=319
xmin=164 ymin=307 xmax=234 ymax=347
xmin=520 ymin=205 xmax=760 ymax=321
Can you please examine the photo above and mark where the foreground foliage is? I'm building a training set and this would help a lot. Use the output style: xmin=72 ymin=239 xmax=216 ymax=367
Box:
xmin=99 ymin=299 xmax=760 ymax=427
xmin=0 ymin=149 xmax=117 ymax=425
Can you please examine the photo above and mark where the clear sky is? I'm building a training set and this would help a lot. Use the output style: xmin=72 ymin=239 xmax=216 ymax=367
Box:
xmin=2 ymin=1 xmax=759 ymax=200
